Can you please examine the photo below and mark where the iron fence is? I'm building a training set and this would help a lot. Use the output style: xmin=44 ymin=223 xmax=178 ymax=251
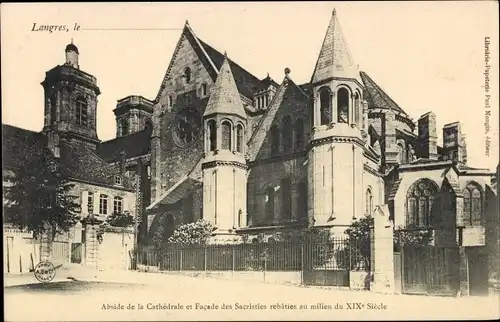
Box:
xmin=137 ymin=237 xmax=370 ymax=273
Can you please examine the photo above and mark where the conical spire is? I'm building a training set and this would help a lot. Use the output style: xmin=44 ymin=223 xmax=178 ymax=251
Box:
xmin=203 ymin=55 xmax=247 ymax=119
xmin=311 ymin=9 xmax=360 ymax=84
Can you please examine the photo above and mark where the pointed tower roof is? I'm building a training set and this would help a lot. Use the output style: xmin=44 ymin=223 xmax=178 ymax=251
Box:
xmin=203 ymin=54 xmax=247 ymax=119
xmin=311 ymin=9 xmax=360 ymax=84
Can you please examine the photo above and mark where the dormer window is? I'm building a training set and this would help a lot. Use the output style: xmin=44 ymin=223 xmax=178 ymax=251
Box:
xmin=115 ymin=175 xmax=123 ymax=186
xmin=184 ymin=67 xmax=192 ymax=84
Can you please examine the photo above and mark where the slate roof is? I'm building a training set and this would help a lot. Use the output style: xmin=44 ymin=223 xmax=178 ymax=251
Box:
xmin=198 ymin=38 xmax=264 ymax=99
xmin=203 ymin=55 xmax=247 ymax=119
xmin=2 ymin=124 xmax=48 ymax=170
xmin=98 ymin=127 xmax=152 ymax=163
xmin=360 ymin=71 xmax=409 ymax=116
xmin=2 ymin=124 xmax=134 ymax=190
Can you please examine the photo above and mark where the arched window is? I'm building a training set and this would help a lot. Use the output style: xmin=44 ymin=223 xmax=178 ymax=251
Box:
xmin=221 ymin=121 xmax=232 ymax=150
xmin=406 ymin=179 xmax=438 ymax=228
xmin=281 ymin=178 xmax=292 ymax=220
xmin=265 ymin=187 xmax=275 ymax=222
xmin=75 ymin=95 xmax=88 ymax=126
xmin=337 ymin=88 xmax=349 ymax=124
xmin=208 ymin=120 xmax=217 ymax=151
xmin=354 ymin=92 xmax=360 ymax=127
xmin=236 ymin=124 xmax=244 ymax=153
xmin=463 ymin=183 xmax=483 ymax=226
xmin=397 ymin=142 xmax=406 ymax=164
xmin=184 ymin=67 xmax=192 ymax=84
xmin=270 ymin=124 xmax=280 ymax=155
xmin=282 ymin=116 xmax=292 ymax=152
xmin=50 ymin=93 xmax=57 ymax=124
xmin=294 ymin=119 xmax=304 ymax=150
xmin=120 ymin=119 xmax=129 ymax=136
xmin=319 ymin=87 xmax=331 ymax=125
xmin=168 ymin=96 xmax=173 ymax=108
xmin=297 ymin=181 xmax=308 ymax=221
xmin=365 ymin=188 xmax=373 ymax=216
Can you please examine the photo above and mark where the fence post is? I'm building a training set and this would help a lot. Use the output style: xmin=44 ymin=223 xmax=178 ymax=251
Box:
xmin=300 ymin=243 xmax=304 ymax=285
xmin=232 ymin=247 xmax=235 ymax=276
xmin=204 ymin=248 xmax=207 ymax=276
xmin=180 ymin=249 xmax=183 ymax=272
xmin=263 ymin=248 xmax=267 ymax=283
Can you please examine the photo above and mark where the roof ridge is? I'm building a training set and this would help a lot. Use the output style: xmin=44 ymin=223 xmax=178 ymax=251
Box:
xmin=100 ymin=128 xmax=151 ymax=146
xmin=2 ymin=123 xmax=43 ymax=136
xmin=360 ymin=71 xmax=409 ymax=116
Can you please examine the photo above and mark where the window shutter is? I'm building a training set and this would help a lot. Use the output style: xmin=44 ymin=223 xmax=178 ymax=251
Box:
xmin=81 ymin=191 xmax=88 ymax=214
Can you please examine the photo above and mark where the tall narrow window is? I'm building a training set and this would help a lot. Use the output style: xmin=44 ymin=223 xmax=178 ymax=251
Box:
xmin=365 ymin=188 xmax=373 ymax=216
xmin=120 ymin=119 xmax=129 ymax=136
xmin=75 ymin=95 xmax=88 ymax=126
xmin=282 ymin=116 xmax=292 ymax=152
xmin=319 ymin=87 xmax=331 ymax=125
xmin=270 ymin=125 xmax=280 ymax=155
xmin=201 ymin=83 xmax=208 ymax=96
xmin=50 ymin=93 xmax=57 ymax=124
xmin=236 ymin=124 xmax=244 ymax=153
xmin=354 ymin=93 xmax=360 ymax=127
xmin=99 ymin=194 xmax=108 ymax=215
xmin=406 ymin=179 xmax=438 ymax=227
xmin=463 ymin=183 xmax=483 ymax=226
xmin=221 ymin=121 xmax=232 ymax=150
xmin=337 ymin=88 xmax=349 ymax=124
xmin=208 ymin=120 xmax=217 ymax=151
xmin=294 ymin=119 xmax=304 ymax=150
xmin=297 ymin=181 xmax=308 ymax=221
xmin=184 ymin=67 xmax=192 ymax=84
xmin=265 ymin=187 xmax=275 ymax=223
xmin=113 ymin=196 xmax=123 ymax=214
xmin=87 ymin=192 xmax=94 ymax=213
xmin=281 ymin=178 xmax=292 ymax=220
xmin=397 ymin=142 xmax=406 ymax=164
xmin=168 ymin=96 xmax=173 ymax=108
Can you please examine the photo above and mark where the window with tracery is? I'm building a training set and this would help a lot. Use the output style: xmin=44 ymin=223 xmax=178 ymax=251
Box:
xmin=463 ymin=183 xmax=483 ymax=226
xmin=406 ymin=179 xmax=438 ymax=227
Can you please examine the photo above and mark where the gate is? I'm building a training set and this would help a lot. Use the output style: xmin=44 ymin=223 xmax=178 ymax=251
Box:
xmin=71 ymin=243 xmax=82 ymax=263
xmin=302 ymin=237 xmax=369 ymax=287
xmin=401 ymin=245 xmax=459 ymax=296
xmin=52 ymin=241 xmax=70 ymax=263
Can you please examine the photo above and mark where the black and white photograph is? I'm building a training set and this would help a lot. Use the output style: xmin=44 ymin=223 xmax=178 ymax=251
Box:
xmin=2 ymin=2 xmax=499 ymax=321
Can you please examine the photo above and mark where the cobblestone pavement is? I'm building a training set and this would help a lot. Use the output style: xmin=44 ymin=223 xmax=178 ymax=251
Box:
xmin=5 ymin=267 xmax=500 ymax=321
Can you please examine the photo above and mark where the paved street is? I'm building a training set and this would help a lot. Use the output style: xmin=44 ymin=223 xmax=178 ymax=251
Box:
xmin=5 ymin=267 xmax=500 ymax=321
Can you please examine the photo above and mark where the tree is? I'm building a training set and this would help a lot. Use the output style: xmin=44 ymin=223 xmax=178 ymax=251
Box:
xmin=167 ymin=220 xmax=215 ymax=246
xmin=4 ymin=152 xmax=80 ymax=239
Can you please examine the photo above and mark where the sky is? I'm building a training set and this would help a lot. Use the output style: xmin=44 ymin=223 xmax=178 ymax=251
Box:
xmin=1 ymin=2 xmax=499 ymax=170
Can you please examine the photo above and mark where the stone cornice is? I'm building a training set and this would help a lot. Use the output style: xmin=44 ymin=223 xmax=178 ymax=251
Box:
xmin=202 ymin=160 xmax=248 ymax=170
xmin=363 ymin=164 xmax=383 ymax=177
xmin=309 ymin=135 xmax=365 ymax=148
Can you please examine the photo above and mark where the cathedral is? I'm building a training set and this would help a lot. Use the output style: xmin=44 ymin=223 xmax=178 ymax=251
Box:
xmin=2 ymin=10 xmax=497 ymax=250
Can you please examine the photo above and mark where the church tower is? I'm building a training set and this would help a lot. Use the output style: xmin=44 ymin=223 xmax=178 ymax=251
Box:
xmin=41 ymin=41 xmax=101 ymax=153
xmin=308 ymin=9 xmax=365 ymax=233
xmin=202 ymin=54 xmax=248 ymax=243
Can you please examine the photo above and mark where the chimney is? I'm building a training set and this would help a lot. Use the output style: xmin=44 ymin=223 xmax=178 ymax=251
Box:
xmin=442 ymin=122 xmax=467 ymax=163
xmin=418 ymin=112 xmax=438 ymax=160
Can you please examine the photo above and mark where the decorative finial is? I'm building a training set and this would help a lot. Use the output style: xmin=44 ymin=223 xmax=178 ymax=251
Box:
xmin=185 ymin=20 xmax=189 ymax=25
xmin=332 ymin=8 xmax=336 ymax=15
xmin=267 ymin=72 xmax=270 ymax=77
xmin=284 ymin=67 xmax=291 ymax=76
xmin=224 ymin=51 xmax=228 ymax=58
xmin=71 ymin=38 xmax=74 ymax=44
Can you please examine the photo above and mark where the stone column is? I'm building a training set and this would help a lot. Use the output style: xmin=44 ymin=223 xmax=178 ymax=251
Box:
xmin=458 ymin=246 xmax=469 ymax=296
xmin=82 ymin=216 xmax=102 ymax=269
xmin=39 ymin=223 xmax=53 ymax=262
xmin=370 ymin=205 xmax=395 ymax=294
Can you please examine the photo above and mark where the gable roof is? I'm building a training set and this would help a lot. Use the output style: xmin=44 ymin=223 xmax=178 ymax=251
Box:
xmin=155 ymin=22 xmax=264 ymax=103
xmin=98 ymin=128 xmax=152 ymax=163
xmin=360 ymin=71 xmax=409 ymax=117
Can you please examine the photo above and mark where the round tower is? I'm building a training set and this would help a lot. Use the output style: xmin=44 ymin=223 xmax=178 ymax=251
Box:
xmin=65 ymin=39 xmax=79 ymax=69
